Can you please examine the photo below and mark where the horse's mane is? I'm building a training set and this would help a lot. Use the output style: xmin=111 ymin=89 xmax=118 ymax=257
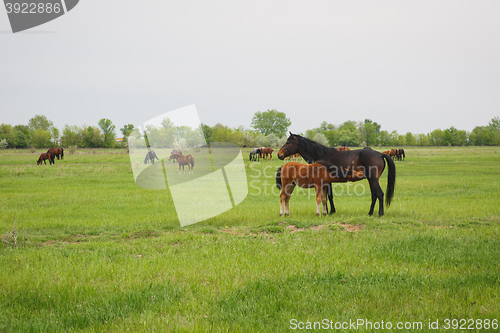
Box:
xmin=295 ymin=134 xmax=336 ymax=160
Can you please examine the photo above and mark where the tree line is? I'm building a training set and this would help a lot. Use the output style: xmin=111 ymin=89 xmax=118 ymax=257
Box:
xmin=1 ymin=111 xmax=499 ymax=149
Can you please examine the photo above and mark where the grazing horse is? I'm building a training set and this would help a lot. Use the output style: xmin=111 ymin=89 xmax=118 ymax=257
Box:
xmin=168 ymin=153 xmax=194 ymax=174
xmin=398 ymin=149 xmax=406 ymax=161
xmin=249 ymin=148 xmax=261 ymax=161
xmin=276 ymin=161 xmax=365 ymax=216
xmin=389 ymin=149 xmax=398 ymax=161
xmin=277 ymin=132 xmax=395 ymax=216
xmin=144 ymin=151 xmax=159 ymax=164
xmin=260 ymin=147 xmax=274 ymax=160
xmin=47 ymin=147 xmax=64 ymax=160
xmin=337 ymin=146 xmax=351 ymax=151
xmin=37 ymin=153 xmax=55 ymax=165
xmin=382 ymin=150 xmax=391 ymax=155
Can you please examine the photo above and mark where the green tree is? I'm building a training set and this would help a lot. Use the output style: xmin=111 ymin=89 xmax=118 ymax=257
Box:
xmin=61 ymin=125 xmax=81 ymax=147
xmin=120 ymin=124 xmax=135 ymax=143
xmin=31 ymin=128 xmax=52 ymax=148
xmin=28 ymin=115 xmax=54 ymax=132
xmin=250 ymin=109 xmax=291 ymax=137
xmin=405 ymin=132 xmax=417 ymax=146
xmin=13 ymin=125 xmax=30 ymax=148
xmin=98 ymin=118 xmax=116 ymax=148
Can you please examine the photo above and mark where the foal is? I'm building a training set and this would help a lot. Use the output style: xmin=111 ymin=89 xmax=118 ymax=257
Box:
xmin=276 ymin=160 xmax=365 ymax=216
xmin=168 ymin=153 xmax=195 ymax=174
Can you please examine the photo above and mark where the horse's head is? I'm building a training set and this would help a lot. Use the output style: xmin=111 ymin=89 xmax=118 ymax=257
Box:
xmin=37 ymin=159 xmax=40 ymax=165
xmin=278 ymin=132 xmax=299 ymax=160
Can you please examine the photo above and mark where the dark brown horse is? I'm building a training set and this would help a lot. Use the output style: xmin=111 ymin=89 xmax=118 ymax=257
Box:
xmin=277 ymin=132 xmax=395 ymax=216
xmin=398 ymin=149 xmax=406 ymax=161
xmin=168 ymin=153 xmax=195 ymax=174
xmin=47 ymin=147 xmax=64 ymax=160
xmin=277 ymin=161 xmax=365 ymax=216
xmin=37 ymin=153 xmax=55 ymax=165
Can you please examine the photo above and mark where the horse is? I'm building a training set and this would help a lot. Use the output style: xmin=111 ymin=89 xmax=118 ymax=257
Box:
xmin=285 ymin=153 xmax=302 ymax=162
xmin=249 ymin=148 xmax=261 ymax=161
xmin=276 ymin=161 xmax=365 ymax=216
xmin=260 ymin=147 xmax=274 ymax=160
xmin=338 ymin=146 xmax=351 ymax=151
xmin=389 ymin=149 xmax=398 ymax=161
xmin=277 ymin=132 xmax=395 ymax=216
xmin=47 ymin=147 xmax=64 ymax=160
xmin=144 ymin=151 xmax=159 ymax=164
xmin=381 ymin=150 xmax=391 ymax=155
xmin=168 ymin=153 xmax=194 ymax=174
xmin=398 ymin=149 xmax=405 ymax=161
xmin=170 ymin=149 xmax=182 ymax=163
xmin=37 ymin=153 xmax=55 ymax=165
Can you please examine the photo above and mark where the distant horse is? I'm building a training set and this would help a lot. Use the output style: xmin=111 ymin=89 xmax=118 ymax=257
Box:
xmin=47 ymin=147 xmax=64 ymax=160
xmin=168 ymin=153 xmax=194 ymax=174
xmin=37 ymin=153 xmax=55 ymax=165
xmin=337 ymin=146 xmax=351 ymax=151
xmin=398 ymin=149 xmax=406 ymax=161
xmin=278 ymin=132 xmax=395 ymax=216
xmin=276 ymin=161 xmax=365 ymax=216
xmin=249 ymin=148 xmax=261 ymax=161
xmin=381 ymin=150 xmax=391 ymax=155
xmin=285 ymin=153 xmax=303 ymax=162
xmin=144 ymin=151 xmax=159 ymax=164
xmin=170 ymin=149 xmax=182 ymax=163
xmin=260 ymin=147 xmax=274 ymax=160
xmin=389 ymin=149 xmax=398 ymax=161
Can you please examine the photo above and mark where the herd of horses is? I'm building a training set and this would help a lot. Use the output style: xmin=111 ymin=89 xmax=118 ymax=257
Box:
xmin=268 ymin=133 xmax=397 ymax=217
xmin=143 ymin=149 xmax=195 ymax=174
xmin=36 ymin=147 xmax=64 ymax=165
xmin=36 ymin=137 xmax=398 ymax=217
xmin=382 ymin=149 xmax=405 ymax=161
xmin=249 ymin=147 xmax=274 ymax=161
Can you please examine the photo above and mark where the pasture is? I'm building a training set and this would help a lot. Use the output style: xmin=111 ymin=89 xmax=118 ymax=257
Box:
xmin=1 ymin=146 xmax=499 ymax=332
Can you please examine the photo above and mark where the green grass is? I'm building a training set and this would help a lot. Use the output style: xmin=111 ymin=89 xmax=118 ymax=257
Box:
xmin=0 ymin=146 xmax=499 ymax=332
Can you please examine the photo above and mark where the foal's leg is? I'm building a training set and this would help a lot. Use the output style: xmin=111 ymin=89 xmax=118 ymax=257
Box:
xmin=280 ymin=189 xmax=287 ymax=216
xmin=284 ymin=183 xmax=295 ymax=216
xmin=315 ymin=185 xmax=322 ymax=216
xmin=321 ymin=186 xmax=328 ymax=215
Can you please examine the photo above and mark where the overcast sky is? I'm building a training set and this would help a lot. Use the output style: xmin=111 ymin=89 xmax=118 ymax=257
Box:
xmin=1 ymin=1 xmax=499 ymax=136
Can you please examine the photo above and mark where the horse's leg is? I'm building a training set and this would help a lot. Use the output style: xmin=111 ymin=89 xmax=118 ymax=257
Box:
xmin=321 ymin=186 xmax=328 ymax=215
xmin=284 ymin=183 xmax=295 ymax=216
xmin=280 ymin=188 xmax=287 ymax=216
xmin=327 ymin=184 xmax=335 ymax=214
xmin=367 ymin=178 xmax=384 ymax=216
xmin=315 ymin=185 xmax=322 ymax=216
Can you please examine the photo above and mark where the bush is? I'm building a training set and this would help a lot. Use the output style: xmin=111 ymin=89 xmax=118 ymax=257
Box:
xmin=0 ymin=138 xmax=7 ymax=149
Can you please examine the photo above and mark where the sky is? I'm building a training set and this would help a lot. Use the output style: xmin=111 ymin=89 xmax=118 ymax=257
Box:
xmin=1 ymin=0 xmax=499 ymax=137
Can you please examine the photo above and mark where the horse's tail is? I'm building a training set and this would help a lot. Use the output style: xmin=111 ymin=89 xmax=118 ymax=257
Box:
xmin=190 ymin=155 xmax=194 ymax=167
xmin=276 ymin=166 xmax=283 ymax=190
xmin=383 ymin=154 xmax=396 ymax=207
xmin=61 ymin=148 xmax=64 ymax=159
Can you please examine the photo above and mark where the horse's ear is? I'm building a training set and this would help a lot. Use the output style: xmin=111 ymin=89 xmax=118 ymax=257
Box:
xmin=289 ymin=131 xmax=292 ymax=136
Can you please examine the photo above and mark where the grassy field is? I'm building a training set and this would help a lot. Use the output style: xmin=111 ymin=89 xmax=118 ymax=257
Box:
xmin=1 ymin=146 xmax=499 ymax=332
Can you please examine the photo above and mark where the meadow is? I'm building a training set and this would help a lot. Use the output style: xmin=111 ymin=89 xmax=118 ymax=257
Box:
xmin=0 ymin=146 xmax=499 ymax=332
